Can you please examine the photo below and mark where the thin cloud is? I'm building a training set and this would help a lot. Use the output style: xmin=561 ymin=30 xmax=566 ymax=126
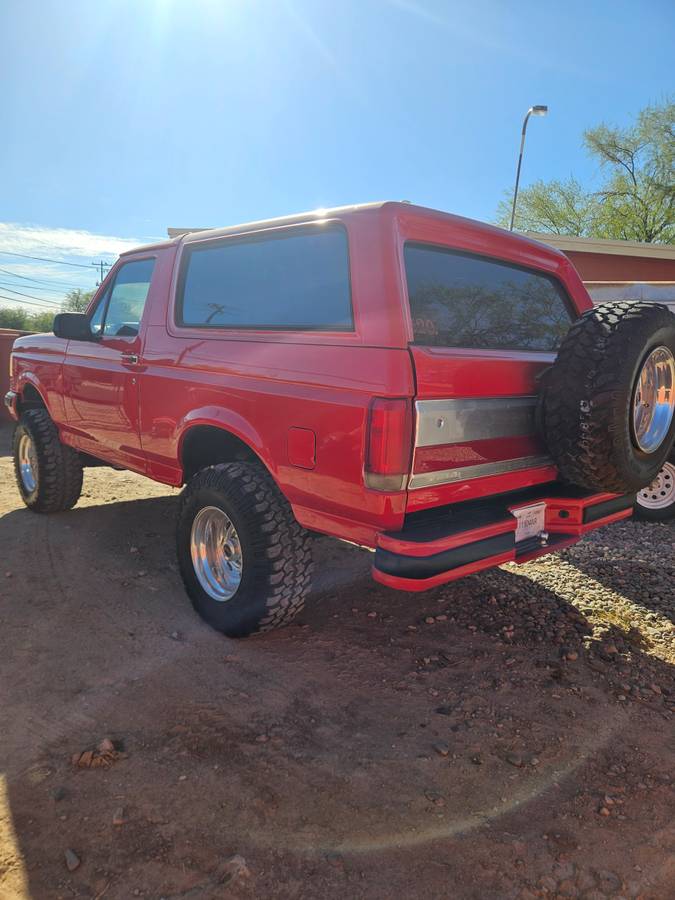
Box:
xmin=0 ymin=222 xmax=147 ymax=262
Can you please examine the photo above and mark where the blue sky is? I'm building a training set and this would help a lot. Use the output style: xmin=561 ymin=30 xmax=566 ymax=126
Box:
xmin=0 ymin=0 xmax=673 ymax=309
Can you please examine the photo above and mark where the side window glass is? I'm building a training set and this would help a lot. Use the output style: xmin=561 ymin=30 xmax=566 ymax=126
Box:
xmin=88 ymin=288 xmax=108 ymax=336
xmin=177 ymin=227 xmax=352 ymax=330
xmin=102 ymin=259 xmax=155 ymax=337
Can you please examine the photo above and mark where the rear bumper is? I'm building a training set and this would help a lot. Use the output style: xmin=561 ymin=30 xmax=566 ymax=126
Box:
xmin=4 ymin=391 xmax=18 ymax=420
xmin=372 ymin=488 xmax=634 ymax=591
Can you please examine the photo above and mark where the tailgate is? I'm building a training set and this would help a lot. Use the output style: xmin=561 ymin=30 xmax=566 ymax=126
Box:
xmin=407 ymin=345 xmax=558 ymax=511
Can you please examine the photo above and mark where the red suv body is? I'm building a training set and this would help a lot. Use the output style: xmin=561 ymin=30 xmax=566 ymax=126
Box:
xmin=7 ymin=202 xmax=634 ymax=594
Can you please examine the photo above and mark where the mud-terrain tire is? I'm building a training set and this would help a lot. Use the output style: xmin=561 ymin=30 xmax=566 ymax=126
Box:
xmin=176 ymin=462 xmax=313 ymax=637
xmin=634 ymin=451 xmax=675 ymax=522
xmin=540 ymin=301 xmax=675 ymax=493
xmin=13 ymin=409 xmax=83 ymax=512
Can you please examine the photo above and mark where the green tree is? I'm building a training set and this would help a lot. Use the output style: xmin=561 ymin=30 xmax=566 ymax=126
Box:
xmin=0 ymin=306 xmax=55 ymax=332
xmin=63 ymin=288 xmax=94 ymax=312
xmin=497 ymin=100 xmax=674 ymax=243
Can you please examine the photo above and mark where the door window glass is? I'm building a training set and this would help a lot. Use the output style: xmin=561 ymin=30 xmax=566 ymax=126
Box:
xmin=102 ymin=258 xmax=155 ymax=337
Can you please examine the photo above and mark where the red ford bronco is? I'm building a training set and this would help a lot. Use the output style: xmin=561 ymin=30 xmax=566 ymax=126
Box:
xmin=6 ymin=203 xmax=675 ymax=636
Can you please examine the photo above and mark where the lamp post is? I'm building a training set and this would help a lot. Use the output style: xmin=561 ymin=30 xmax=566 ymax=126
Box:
xmin=509 ymin=105 xmax=548 ymax=231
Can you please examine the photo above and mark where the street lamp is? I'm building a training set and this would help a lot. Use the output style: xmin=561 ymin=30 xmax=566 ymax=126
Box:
xmin=509 ymin=105 xmax=548 ymax=231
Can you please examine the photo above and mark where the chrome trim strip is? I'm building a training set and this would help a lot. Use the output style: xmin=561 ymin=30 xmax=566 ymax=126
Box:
xmin=408 ymin=455 xmax=553 ymax=490
xmin=415 ymin=396 xmax=538 ymax=447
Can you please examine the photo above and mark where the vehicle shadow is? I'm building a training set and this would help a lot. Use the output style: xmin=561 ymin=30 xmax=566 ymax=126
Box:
xmin=0 ymin=490 xmax=673 ymax=898
xmin=544 ymin=520 xmax=675 ymax=627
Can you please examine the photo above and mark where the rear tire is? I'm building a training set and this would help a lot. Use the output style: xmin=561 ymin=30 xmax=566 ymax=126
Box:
xmin=176 ymin=462 xmax=313 ymax=637
xmin=13 ymin=409 xmax=83 ymax=512
xmin=540 ymin=301 xmax=675 ymax=493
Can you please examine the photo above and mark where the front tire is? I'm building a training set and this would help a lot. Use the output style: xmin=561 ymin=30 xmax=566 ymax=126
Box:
xmin=176 ymin=462 xmax=313 ymax=637
xmin=13 ymin=409 xmax=83 ymax=512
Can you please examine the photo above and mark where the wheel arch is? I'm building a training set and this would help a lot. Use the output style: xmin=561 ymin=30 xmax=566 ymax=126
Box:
xmin=176 ymin=409 xmax=276 ymax=485
xmin=16 ymin=377 xmax=49 ymax=414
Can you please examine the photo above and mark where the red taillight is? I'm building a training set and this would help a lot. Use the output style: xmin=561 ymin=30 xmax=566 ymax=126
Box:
xmin=365 ymin=398 xmax=413 ymax=491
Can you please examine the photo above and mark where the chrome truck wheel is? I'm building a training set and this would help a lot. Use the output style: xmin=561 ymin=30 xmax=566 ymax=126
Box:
xmin=632 ymin=347 xmax=675 ymax=453
xmin=18 ymin=432 xmax=38 ymax=492
xmin=190 ymin=505 xmax=243 ymax=601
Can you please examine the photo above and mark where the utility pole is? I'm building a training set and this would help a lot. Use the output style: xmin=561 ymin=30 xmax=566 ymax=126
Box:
xmin=92 ymin=260 xmax=112 ymax=285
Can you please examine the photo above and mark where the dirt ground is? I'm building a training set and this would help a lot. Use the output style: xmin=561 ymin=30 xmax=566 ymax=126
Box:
xmin=0 ymin=422 xmax=673 ymax=900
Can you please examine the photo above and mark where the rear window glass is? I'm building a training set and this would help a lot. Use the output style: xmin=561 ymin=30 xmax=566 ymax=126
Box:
xmin=177 ymin=226 xmax=352 ymax=330
xmin=405 ymin=243 xmax=573 ymax=351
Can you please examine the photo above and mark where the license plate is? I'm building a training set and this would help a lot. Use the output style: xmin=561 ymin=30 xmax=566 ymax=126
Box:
xmin=512 ymin=501 xmax=546 ymax=543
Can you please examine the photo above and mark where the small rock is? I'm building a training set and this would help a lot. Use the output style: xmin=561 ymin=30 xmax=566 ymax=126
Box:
xmin=565 ymin=650 xmax=579 ymax=662
xmin=367 ymin=611 xmax=377 ymax=619
xmin=424 ymin=617 xmax=435 ymax=625
xmin=4 ymin=571 xmax=12 ymax=578
xmin=433 ymin=743 xmax=449 ymax=757
xmin=112 ymin=806 xmax=127 ymax=826
xmin=169 ymin=631 xmax=182 ymax=641
xmin=595 ymin=869 xmax=622 ymax=893
xmin=64 ymin=849 xmax=81 ymax=872
xmin=178 ymin=774 xmax=187 ymax=781
xmin=255 ymin=734 xmax=269 ymax=743
xmin=130 ymin=546 xmax=139 ymax=553
xmin=598 ymin=806 xmax=610 ymax=817
xmin=649 ymin=683 xmax=662 ymax=695
xmin=505 ymin=752 xmax=524 ymax=768
xmin=218 ymin=854 xmax=251 ymax=886
xmin=98 ymin=738 xmax=115 ymax=753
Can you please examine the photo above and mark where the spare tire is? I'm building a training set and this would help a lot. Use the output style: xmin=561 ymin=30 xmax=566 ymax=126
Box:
xmin=540 ymin=301 xmax=675 ymax=494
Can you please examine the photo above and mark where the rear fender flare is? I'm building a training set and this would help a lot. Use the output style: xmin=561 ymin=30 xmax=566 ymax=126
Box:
xmin=176 ymin=406 xmax=277 ymax=479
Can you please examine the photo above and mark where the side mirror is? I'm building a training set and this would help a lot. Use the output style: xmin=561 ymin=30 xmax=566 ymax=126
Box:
xmin=53 ymin=313 xmax=95 ymax=341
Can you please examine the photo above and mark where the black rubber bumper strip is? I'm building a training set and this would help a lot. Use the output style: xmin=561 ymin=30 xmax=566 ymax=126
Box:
xmin=583 ymin=493 xmax=635 ymax=524
xmin=374 ymin=531 xmax=514 ymax=581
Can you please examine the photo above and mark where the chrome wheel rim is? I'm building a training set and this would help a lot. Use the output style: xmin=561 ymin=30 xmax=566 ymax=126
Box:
xmin=18 ymin=433 xmax=38 ymax=493
xmin=632 ymin=346 xmax=675 ymax=453
xmin=190 ymin=506 xmax=243 ymax=601
xmin=637 ymin=461 xmax=675 ymax=510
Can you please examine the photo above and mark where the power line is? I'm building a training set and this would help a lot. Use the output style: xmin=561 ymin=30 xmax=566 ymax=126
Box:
xmin=0 ymin=249 xmax=108 ymax=269
xmin=0 ymin=280 xmax=73 ymax=296
xmin=0 ymin=266 xmax=91 ymax=289
xmin=0 ymin=294 xmax=59 ymax=310
xmin=0 ymin=285 xmax=62 ymax=306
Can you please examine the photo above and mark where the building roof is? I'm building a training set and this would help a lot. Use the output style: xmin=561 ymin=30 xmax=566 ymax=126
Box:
xmin=525 ymin=233 xmax=675 ymax=260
